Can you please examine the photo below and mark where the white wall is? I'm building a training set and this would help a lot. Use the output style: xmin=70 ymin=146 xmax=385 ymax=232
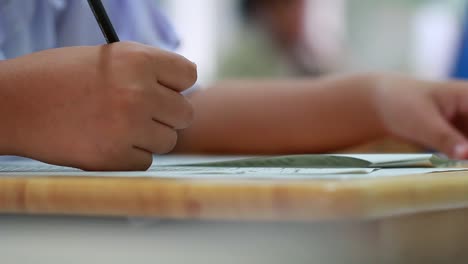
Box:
xmin=163 ymin=0 xmax=236 ymax=84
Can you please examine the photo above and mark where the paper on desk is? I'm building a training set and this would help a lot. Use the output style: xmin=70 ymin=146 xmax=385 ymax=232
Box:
xmin=0 ymin=155 xmax=467 ymax=180
xmin=169 ymin=154 xmax=455 ymax=168
xmin=0 ymin=158 xmax=374 ymax=178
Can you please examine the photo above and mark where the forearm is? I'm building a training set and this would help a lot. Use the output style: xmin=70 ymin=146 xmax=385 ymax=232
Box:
xmin=0 ymin=60 xmax=21 ymax=155
xmin=175 ymin=73 xmax=387 ymax=154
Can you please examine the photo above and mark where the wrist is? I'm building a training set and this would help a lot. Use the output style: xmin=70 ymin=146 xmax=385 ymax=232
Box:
xmin=363 ymin=72 xmax=402 ymax=139
xmin=356 ymin=72 xmax=390 ymax=137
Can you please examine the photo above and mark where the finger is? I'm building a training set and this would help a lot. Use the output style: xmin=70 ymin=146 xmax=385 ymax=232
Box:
xmin=446 ymin=84 xmax=468 ymax=114
xmin=428 ymin=84 xmax=468 ymax=159
xmin=134 ymin=121 xmax=178 ymax=155
xmin=151 ymin=49 xmax=198 ymax=92
xmin=84 ymin=148 xmax=153 ymax=171
xmin=411 ymin=109 xmax=468 ymax=159
xmin=123 ymin=148 xmax=154 ymax=171
xmin=144 ymin=84 xmax=194 ymax=129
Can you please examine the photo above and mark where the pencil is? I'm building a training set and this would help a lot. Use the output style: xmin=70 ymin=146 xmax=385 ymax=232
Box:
xmin=87 ymin=0 xmax=120 ymax=43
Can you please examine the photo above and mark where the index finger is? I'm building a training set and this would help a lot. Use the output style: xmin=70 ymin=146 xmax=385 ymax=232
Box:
xmin=151 ymin=49 xmax=198 ymax=92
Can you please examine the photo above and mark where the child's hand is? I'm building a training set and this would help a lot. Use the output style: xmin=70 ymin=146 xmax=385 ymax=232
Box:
xmin=0 ymin=42 xmax=197 ymax=170
xmin=375 ymin=75 xmax=468 ymax=159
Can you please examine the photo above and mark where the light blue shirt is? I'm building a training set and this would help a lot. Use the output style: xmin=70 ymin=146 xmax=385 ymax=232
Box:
xmin=0 ymin=0 xmax=179 ymax=59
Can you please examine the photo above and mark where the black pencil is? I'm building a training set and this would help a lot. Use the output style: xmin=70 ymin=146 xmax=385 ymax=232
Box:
xmin=87 ymin=0 xmax=120 ymax=43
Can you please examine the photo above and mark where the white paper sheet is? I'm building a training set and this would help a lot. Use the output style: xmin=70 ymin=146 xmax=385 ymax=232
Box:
xmin=0 ymin=155 xmax=466 ymax=180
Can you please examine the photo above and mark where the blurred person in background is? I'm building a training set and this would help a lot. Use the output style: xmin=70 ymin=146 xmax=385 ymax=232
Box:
xmin=4 ymin=0 xmax=468 ymax=171
xmin=218 ymin=0 xmax=344 ymax=79
xmin=452 ymin=4 xmax=468 ymax=80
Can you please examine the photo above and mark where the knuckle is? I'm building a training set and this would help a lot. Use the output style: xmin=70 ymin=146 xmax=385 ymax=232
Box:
xmin=99 ymin=148 xmax=152 ymax=171
xmin=133 ymin=49 xmax=153 ymax=65
xmin=184 ymin=61 xmax=198 ymax=87
xmin=170 ymin=55 xmax=198 ymax=88
xmin=161 ymin=51 xmax=182 ymax=68
xmin=118 ymin=42 xmax=153 ymax=65
xmin=132 ymin=154 xmax=153 ymax=171
xmin=178 ymin=99 xmax=195 ymax=129
xmin=160 ymin=129 xmax=178 ymax=154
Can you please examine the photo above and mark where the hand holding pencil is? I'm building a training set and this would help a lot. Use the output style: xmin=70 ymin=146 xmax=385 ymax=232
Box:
xmin=0 ymin=1 xmax=197 ymax=170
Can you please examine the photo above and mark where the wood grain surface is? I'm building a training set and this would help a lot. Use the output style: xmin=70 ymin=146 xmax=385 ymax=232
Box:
xmin=1 ymin=170 xmax=468 ymax=221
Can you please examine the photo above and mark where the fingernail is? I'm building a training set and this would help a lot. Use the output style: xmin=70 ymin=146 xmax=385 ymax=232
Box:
xmin=454 ymin=144 xmax=468 ymax=160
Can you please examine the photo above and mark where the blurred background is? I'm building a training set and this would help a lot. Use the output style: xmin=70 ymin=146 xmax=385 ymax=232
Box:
xmin=156 ymin=0 xmax=467 ymax=85
xmin=6 ymin=3 xmax=468 ymax=264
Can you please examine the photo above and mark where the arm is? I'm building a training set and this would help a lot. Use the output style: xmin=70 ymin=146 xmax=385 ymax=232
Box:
xmin=176 ymin=74 xmax=384 ymax=154
xmin=0 ymin=60 xmax=17 ymax=155
xmin=175 ymin=73 xmax=468 ymax=159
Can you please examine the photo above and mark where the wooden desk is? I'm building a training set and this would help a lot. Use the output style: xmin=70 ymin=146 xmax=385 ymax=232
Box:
xmin=2 ymin=170 xmax=468 ymax=263
xmin=1 ymin=171 xmax=468 ymax=221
